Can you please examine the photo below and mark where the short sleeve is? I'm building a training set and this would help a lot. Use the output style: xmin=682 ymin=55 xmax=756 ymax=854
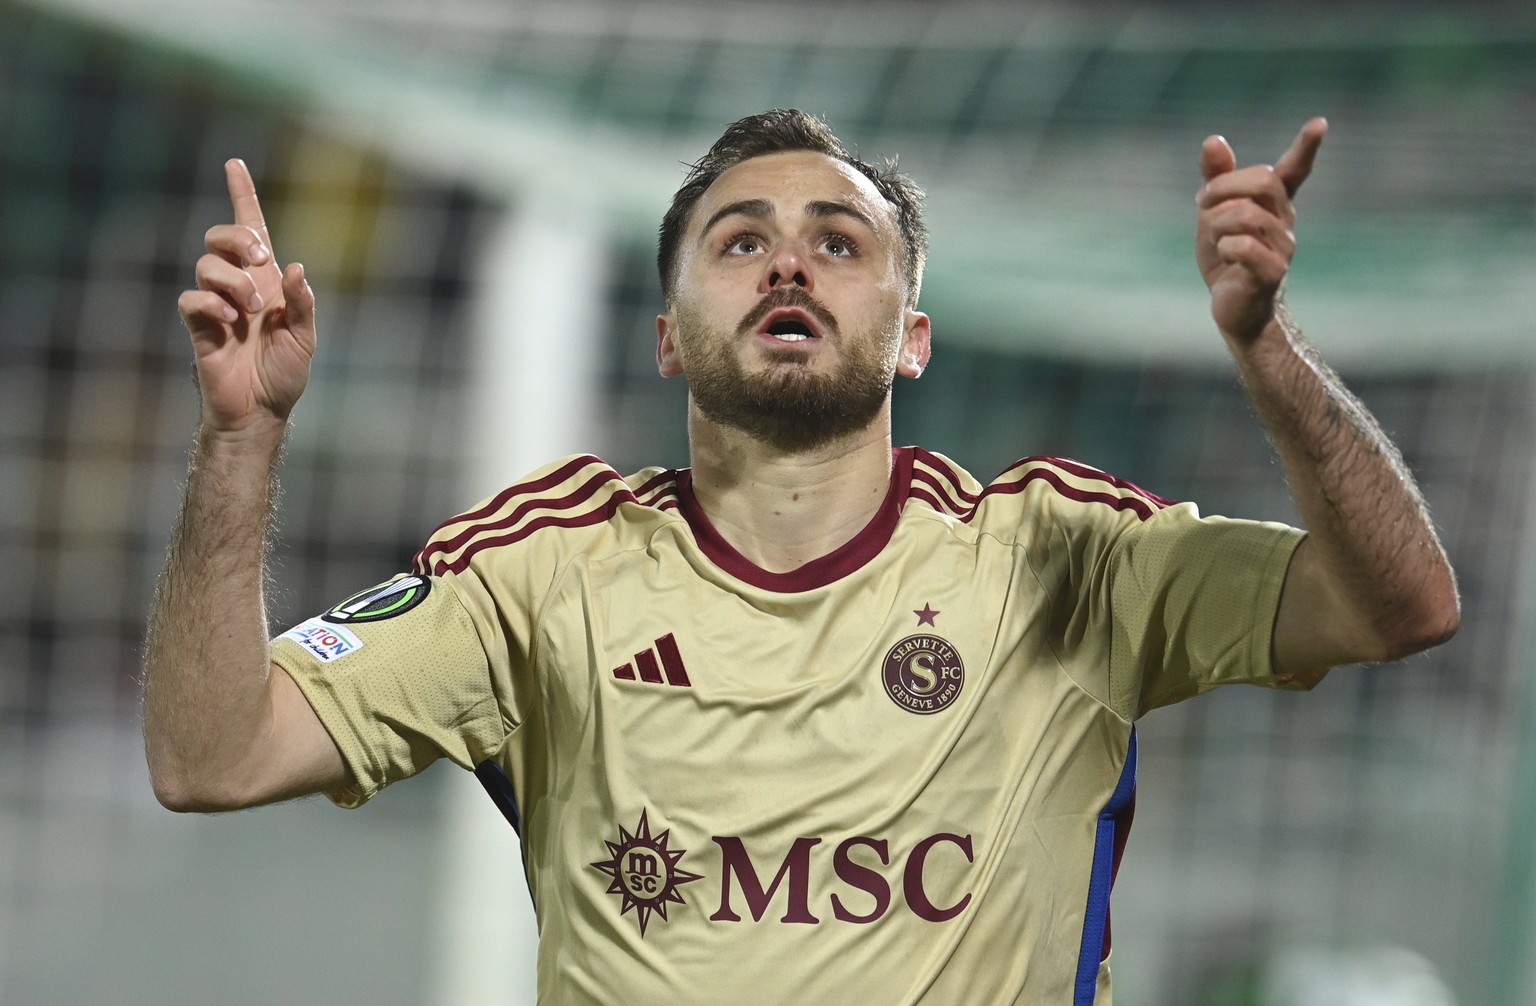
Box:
xmin=272 ymin=572 xmax=508 ymax=808
xmin=1103 ymin=506 xmax=1313 ymax=717
xmin=1045 ymin=500 xmax=1316 ymax=721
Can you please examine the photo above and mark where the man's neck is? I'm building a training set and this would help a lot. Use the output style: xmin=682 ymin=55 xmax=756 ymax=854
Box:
xmin=686 ymin=404 xmax=896 ymax=575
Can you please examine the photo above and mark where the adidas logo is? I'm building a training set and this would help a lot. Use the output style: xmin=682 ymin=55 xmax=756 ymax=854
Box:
xmin=612 ymin=633 xmax=692 ymax=687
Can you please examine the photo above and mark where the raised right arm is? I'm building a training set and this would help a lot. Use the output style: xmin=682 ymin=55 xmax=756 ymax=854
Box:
xmin=143 ymin=159 xmax=350 ymax=812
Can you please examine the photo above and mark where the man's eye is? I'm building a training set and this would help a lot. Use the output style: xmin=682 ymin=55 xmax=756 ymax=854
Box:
xmin=822 ymin=236 xmax=856 ymax=257
xmin=726 ymin=235 xmax=762 ymax=255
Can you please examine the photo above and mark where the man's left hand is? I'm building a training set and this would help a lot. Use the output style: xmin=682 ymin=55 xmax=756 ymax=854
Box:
xmin=1196 ymin=117 xmax=1328 ymax=344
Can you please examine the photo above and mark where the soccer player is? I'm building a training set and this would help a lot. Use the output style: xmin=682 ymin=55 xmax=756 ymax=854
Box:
xmin=144 ymin=110 xmax=1458 ymax=1003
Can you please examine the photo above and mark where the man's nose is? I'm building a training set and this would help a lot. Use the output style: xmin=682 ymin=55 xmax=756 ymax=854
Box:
xmin=761 ymin=244 xmax=812 ymax=293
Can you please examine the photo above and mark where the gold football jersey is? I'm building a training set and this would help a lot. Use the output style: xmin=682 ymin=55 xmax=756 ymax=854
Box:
xmin=273 ymin=448 xmax=1316 ymax=1005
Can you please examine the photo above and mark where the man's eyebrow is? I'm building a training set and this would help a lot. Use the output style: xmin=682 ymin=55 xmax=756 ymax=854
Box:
xmin=697 ymin=197 xmax=881 ymax=241
xmin=698 ymin=198 xmax=773 ymax=239
xmin=805 ymin=199 xmax=878 ymax=233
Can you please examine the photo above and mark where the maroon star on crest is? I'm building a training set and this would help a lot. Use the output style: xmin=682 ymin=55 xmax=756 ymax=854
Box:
xmin=914 ymin=603 xmax=940 ymax=627
xmin=590 ymin=809 xmax=702 ymax=936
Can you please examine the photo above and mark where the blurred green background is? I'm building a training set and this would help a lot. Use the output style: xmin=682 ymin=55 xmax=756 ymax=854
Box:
xmin=2 ymin=1 xmax=1533 ymax=1003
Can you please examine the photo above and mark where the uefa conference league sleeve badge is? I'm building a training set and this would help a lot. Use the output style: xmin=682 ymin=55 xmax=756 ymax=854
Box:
xmin=278 ymin=575 xmax=432 ymax=664
xmin=321 ymin=575 xmax=432 ymax=625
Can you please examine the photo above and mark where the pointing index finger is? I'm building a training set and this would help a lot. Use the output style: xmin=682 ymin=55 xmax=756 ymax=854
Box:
xmin=1274 ymin=117 xmax=1328 ymax=198
xmin=224 ymin=158 xmax=272 ymax=248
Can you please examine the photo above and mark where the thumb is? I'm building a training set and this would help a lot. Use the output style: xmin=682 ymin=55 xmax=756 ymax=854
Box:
xmin=281 ymin=263 xmax=316 ymax=342
xmin=1199 ymin=134 xmax=1236 ymax=183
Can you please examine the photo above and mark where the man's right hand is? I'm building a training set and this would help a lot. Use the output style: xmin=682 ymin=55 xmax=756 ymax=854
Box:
xmin=147 ymin=159 xmax=348 ymax=813
xmin=178 ymin=159 xmax=316 ymax=435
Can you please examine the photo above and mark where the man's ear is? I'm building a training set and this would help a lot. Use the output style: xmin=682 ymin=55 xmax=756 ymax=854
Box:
xmin=896 ymin=310 xmax=931 ymax=379
xmin=656 ymin=311 xmax=684 ymax=377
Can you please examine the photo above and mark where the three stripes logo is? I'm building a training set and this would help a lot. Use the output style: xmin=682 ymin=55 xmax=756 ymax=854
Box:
xmin=612 ymin=633 xmax=692 ymax=687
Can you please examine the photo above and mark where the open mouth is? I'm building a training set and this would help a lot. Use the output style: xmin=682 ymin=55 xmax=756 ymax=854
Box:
xmin=758 ymin=308 xmax=823 ymax=343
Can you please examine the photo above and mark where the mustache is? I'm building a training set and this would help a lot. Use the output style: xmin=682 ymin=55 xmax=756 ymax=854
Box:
xmin=736 ymin=287 xmax=840 ymax=338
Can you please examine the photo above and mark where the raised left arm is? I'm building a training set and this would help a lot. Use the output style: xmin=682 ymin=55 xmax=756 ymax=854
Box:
xmin=1196 ymin=119 xmax=1459 ymax=676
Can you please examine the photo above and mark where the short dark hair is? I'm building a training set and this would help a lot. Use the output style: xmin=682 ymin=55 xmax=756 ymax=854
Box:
xmin=657 ymin=109 xmax=928 ymax=306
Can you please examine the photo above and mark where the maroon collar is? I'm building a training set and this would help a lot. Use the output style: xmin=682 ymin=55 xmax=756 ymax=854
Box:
xmin=675 ymin=447 xmax=913 ymax=592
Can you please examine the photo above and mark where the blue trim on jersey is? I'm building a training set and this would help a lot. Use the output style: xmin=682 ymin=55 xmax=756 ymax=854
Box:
xmin=1073 ymin=728 xmax=1138 ymax=1005
xmin=474 ymin=759 xmax=522 ymax=836
xmin=473 ymin=760 xmax=541 ymax=912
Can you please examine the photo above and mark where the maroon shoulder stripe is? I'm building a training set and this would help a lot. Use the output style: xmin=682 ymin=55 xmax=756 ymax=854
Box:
xmin=908 ymin=467 xmax=1159 ymax=523
xmin=979 ymin=467 xmax=1158 ymax=521
xmin=638 ymin=480 xmax=680 ymax=508
xmin=633 ymin=469 xmax=676 ymax=501
xmin=912 ymin=448 xmax=982 ymax=505
xmin=422 ymin=494 xmax=631 ymax=575
xmin=415 ymin=469 xmax=629 ymax=571
xmin=431 ymin=455 xmax=605 ymax=533
xmin=908 ymin=486 xmax=947 ymax=515
xmin=912 ymin=466 xmax=976 ymax=517
xmin=1008 ymin=456 xmax=1176 ymax=508
xmin=413 ymin=455 xmax=607 ymax=569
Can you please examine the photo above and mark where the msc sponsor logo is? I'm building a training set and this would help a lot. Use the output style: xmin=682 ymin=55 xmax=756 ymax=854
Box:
xmin=281 ymin=618 xmax=363 ymax=663
xmin=712 ymin=833 xmax=974 ymax=925
xmin=593 ymin=810 xmax=974 ymax=935
xmin=591 ymin=810 xmax=703 ymax=936
xmin=882 ymin=634 xmax=965 ymax=714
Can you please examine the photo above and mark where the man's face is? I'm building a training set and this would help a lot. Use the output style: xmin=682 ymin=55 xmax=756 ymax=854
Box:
xmin=656 ymin=150 xmax=930 ymax=453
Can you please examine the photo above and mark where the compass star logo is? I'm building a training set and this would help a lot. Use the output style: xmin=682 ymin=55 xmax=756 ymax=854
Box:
xmin=591 ymin=809 xmax=703 ymax=936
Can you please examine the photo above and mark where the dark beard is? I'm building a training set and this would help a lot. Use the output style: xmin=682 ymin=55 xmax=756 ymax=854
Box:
xmin=678 ymin=294 xmax=897 ymax=454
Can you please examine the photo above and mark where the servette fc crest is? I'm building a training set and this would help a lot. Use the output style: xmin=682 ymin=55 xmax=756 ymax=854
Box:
xmin=882 ymin=634 xmax=965 ymax=714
